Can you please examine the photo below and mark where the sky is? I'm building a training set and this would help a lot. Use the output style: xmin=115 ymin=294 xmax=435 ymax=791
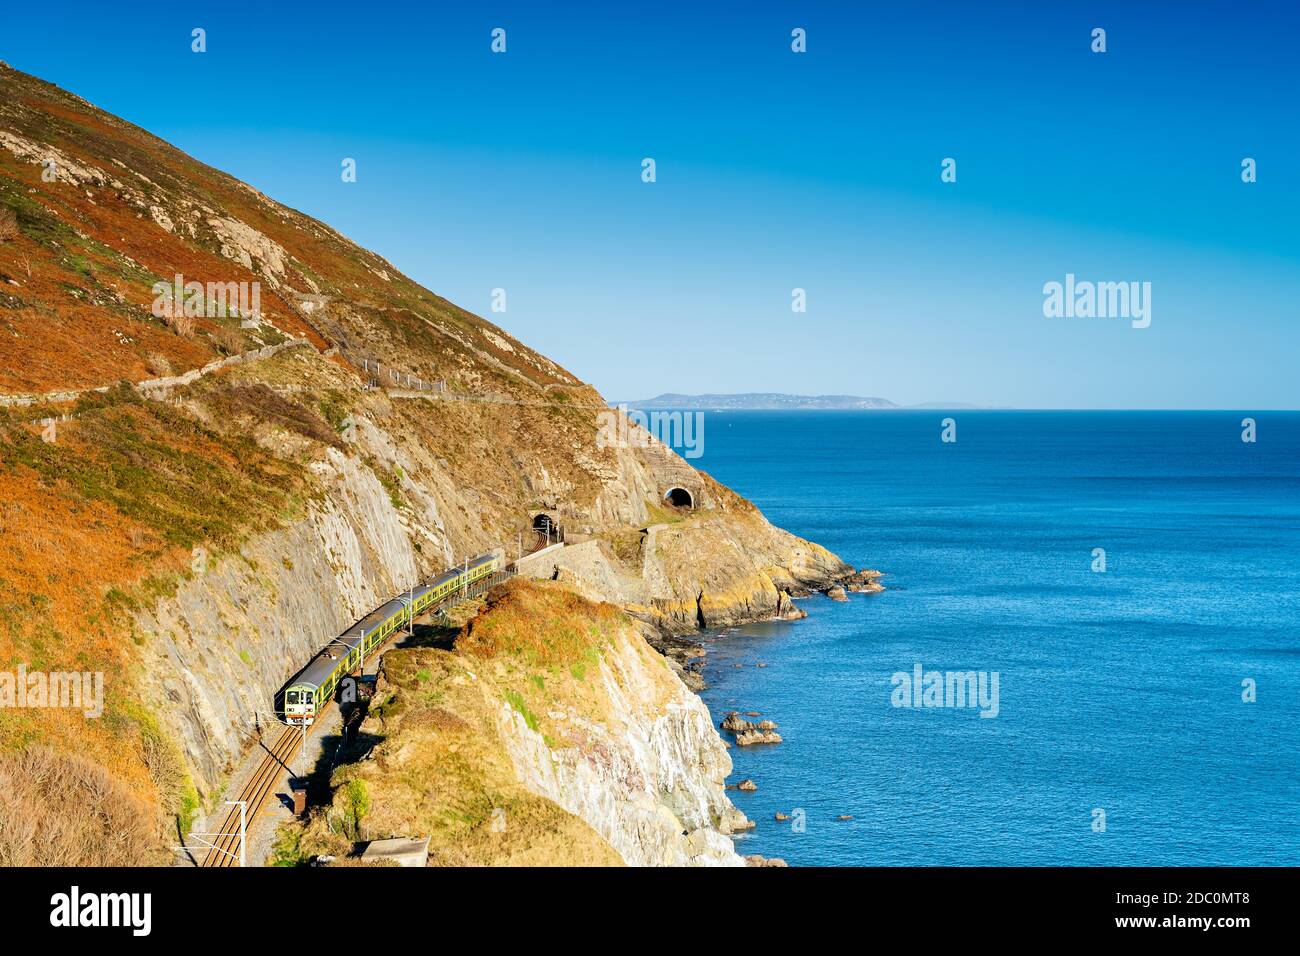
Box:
xmin=3 ymin=1 xmax=1297 ymax=408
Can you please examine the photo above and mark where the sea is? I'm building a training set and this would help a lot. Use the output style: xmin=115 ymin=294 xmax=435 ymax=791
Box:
xmin=686 ymin=410 xmax=1299 ymax=865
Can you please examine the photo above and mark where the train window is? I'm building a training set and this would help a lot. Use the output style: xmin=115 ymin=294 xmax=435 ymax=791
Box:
xmin=287 ymin=691 xmax=299 ymax=704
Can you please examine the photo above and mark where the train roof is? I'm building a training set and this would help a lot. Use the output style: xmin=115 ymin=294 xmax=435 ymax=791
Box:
xmin=286 ymin=553 xmax=500 ymax=691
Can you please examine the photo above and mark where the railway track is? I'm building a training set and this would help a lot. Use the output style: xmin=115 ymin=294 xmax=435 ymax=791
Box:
xmin=196 ymin=563 xmax=515 ymax=866
xmin=200 ymin=724 xmax=304 ymax=868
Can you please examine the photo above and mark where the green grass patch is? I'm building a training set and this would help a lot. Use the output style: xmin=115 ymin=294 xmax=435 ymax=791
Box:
xmin=503 ymin=689 xmax=539 ymax=732
xmin=0 ymin=383 xmax=304 ymax=553
xmin=270 ymin=823 xmax=307 ymax=867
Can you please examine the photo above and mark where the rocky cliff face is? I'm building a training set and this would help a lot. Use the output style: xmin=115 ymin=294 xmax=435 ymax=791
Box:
xmin=521 ymin=509 xmax=850 ymax=632
xmin=494 ymin=611 xmax=748 ymax=865
xmin=126 ymin=356 xmax=850 ymax=800
xmin=135 ymin=444 xmax=424 ymax=794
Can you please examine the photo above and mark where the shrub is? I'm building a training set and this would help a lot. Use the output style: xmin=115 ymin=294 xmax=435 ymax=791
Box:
xmin=209 ymin=325 xmax=245 ymax=356
xmin=145 ymin=352 xmax=172 ymax=377
xmin=163 ymin=312 xmax=194 ymax=338
xmin=345 ymin=779 xmax=370 ymax=837
xmin=270 ymin=823 xmax=307 ymax=867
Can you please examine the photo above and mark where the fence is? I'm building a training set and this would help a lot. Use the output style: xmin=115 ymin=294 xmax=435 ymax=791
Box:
xmin=358 ymin=357 xmax=445 ymax=394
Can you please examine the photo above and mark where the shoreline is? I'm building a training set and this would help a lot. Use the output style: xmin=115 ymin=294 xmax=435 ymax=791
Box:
xmin=643 ymin=566 xmax=884 ymax=691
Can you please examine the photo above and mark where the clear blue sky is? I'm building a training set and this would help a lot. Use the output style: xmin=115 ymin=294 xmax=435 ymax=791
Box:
xmin=4 ymin=1 xmax=1297 ymax=408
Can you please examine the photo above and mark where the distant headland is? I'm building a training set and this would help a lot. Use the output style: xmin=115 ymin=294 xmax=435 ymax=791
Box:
xmin=617 ymin=393 xmax=982 ymax=410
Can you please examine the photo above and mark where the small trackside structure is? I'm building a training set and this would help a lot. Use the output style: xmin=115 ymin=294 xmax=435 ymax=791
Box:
xmin=359 ymin=836 xmax=431 ymax=868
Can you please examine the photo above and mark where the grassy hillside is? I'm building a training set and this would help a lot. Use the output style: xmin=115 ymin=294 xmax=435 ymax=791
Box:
xmin=0 ymin=63 xmax=578 ymax=397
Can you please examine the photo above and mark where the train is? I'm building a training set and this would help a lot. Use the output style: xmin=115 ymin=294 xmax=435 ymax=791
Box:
xmin=281 ymin=553 xmax=503 ymax=724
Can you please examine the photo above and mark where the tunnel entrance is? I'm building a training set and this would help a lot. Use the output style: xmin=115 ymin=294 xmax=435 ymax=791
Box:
xmin=664 ymin=487 xmax=694 ymax=509
xmin=531 ymin=513 xmax=560 ymax=548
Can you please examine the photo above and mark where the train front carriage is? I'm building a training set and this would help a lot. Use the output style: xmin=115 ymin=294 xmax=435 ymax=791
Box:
xmin=283 ymin=682 xmax=319 ymax=724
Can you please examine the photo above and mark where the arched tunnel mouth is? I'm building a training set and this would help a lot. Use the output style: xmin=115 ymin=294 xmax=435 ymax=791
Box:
xmin=532 ymin=513 xmax=558 ymax=537
xmin=664 ymin=487 xmax=694 ymax=509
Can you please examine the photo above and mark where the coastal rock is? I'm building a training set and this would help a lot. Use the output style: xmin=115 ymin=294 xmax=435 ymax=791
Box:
xmin=721 ymin=714 xmax=752 ymax=733
xmin=722 ymin=713 xmax=781 ymax=745
xmin=640 ymin=626 xmax=708 ymax=691
xmin=492 ymin=602 xmax=748 ymax=866
xmin=632 ymin=503 xmax=853 ymax=632
xmin=719 ymin=806 xmax=750 ymax=833
xmin=678 ymin=665 xmax=706 ymax=693
xmin=735 ymin=728 xmax=783 ymax=746
xmin=775 ymin=589 xmax=808 ymax=621
xmin=843 ymin=568 xmax=885 ymax=594
xmin=737 ymin=778 xmax=758 ymax=792
xmin=744 ymin=854 xmax=788 ymax=867
xmin=774 ymin=812 xmax=789 ymax=821
xmin=826 ymin=585 xmax=848 ymax=602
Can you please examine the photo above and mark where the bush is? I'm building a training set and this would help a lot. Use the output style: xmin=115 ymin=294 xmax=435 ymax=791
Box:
xmin=145 ymin=352 xmax=172 ymax=377
xmin=209 ymin=325 xmax=245 ymax=356
xmin=345 ymin=778 xmax=370 ymax=837
xmin=163 ymin=312 xmax=194 ymax=338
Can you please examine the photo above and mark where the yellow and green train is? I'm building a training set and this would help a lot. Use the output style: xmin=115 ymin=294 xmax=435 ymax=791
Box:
xmin=281 ymin=553 xmax=502 ymax=723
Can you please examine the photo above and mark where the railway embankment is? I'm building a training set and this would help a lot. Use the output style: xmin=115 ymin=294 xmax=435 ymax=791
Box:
xmin=291 ymin=579 xmax=749 ymax=866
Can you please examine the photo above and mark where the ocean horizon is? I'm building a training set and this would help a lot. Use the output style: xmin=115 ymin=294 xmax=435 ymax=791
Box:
xmin=691 ymin=410 xmax=1299 ymax=866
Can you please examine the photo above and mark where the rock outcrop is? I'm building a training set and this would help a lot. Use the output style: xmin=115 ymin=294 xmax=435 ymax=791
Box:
xmin=844 ymin=568 xmax=885 ymax=593
xmin=307 ymin=581 xmax=749 ymax=866
xmin=516 ymin=504 xmax=854 ymax=634
xmin=722 ymin=713 xmax=784 ymax=746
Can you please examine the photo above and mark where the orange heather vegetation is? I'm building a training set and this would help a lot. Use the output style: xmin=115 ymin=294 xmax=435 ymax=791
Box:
xmin=0 ymin=387 xmax=312 ymax=807
xmin=0 ymin=63 xmax=575 ymax=399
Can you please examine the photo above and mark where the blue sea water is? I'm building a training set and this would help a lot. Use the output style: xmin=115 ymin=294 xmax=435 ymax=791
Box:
xmin=689 ymin=411 xmax=1300 ymax=866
